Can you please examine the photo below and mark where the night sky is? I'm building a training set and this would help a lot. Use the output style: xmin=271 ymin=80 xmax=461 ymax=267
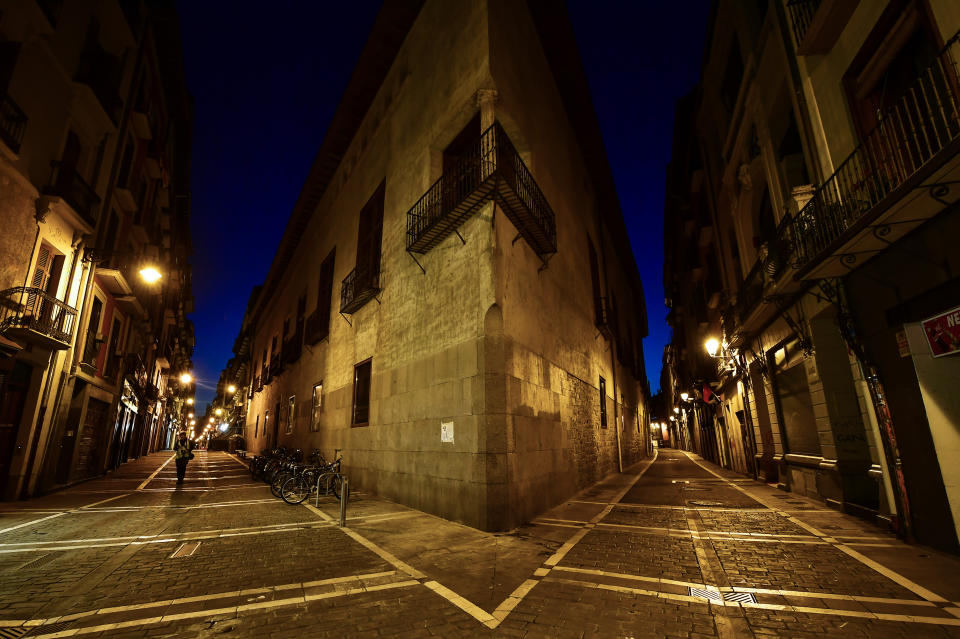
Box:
xmin=177 ymin=1 xmax=711 ymax=408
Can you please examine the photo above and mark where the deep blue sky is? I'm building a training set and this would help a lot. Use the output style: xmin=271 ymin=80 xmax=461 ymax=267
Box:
xmin=178 ymin=2 xmax=710 ymax=407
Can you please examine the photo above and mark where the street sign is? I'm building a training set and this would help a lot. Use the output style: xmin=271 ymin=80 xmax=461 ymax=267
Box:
xmin=921 ymin=305 xmax=960 ymax=358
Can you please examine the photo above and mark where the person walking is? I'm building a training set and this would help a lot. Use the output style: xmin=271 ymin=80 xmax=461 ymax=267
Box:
xmin=174 ymin=431 xmax=194 ymax=484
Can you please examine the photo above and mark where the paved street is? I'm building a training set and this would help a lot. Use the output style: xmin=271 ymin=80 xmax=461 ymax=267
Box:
xmin=0 ymin=450 xmax=959 ymax=638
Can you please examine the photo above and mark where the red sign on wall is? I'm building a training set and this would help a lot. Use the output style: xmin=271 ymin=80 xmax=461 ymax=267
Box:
xmin=922 ymin=305 xmax=960 ymax=358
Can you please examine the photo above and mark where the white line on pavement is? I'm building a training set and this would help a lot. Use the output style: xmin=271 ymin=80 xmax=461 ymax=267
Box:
xmin=136 ymin=455 xmax=175 ymax=490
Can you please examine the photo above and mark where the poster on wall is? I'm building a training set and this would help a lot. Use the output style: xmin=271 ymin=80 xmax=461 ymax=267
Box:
xmin=921 ymin=305 xmax=960 ymax=358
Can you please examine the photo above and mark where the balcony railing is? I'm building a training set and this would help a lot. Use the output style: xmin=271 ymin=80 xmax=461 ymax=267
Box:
xmin=594 ymin=296 xmax=613 ymax=338
xmin=0 ymin=93 xmax=27 ymax=153
xmin=406 ymin=122 xmax=557 ymax=258
xmin=0 ymin=287 xmax=77 ymax=347
xmin=75 ymin=44 xmax=122 ymax=123
xmin=305 ymin=309 xmax=329 ymax=345
xmin=340 ymin=266 xmax=380 ymax=315
xmin=792 ymin=30 xmax=960 ymax=271
xmin=45 ymin=162 xmax=100 ymax=226
xmin=734 ymin=214 xmax=796 ymax=322
xmin=786 ymin=0 xmax=821 ymax=48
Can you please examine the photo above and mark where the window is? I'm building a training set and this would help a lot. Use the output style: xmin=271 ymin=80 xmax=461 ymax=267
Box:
xmin=588 ymin=237 xmax=603 ymax=326
xmin=352 ymin=359 xmax=372 ymax=426
xmin=254 ymin=415 xmax=259 ymax=438
xmin=264 ymin=410 xmax=270 ymax=443
xmin=83 ymin=297 xmax=104 ymax=364
xmin=355 ymin=183 xmax=384 ymax=283
xmin=286 ymin=395 xmax=295 ymax=434
xmin=771 ymin=339 xmax=820 ymax=455
xmin=599 ymin=376 xmax=607 ymax=428
xmin=310 ymin=382 xmax=323 ymax=432
xmin=308 ymin=249 xmax=336 ymax=344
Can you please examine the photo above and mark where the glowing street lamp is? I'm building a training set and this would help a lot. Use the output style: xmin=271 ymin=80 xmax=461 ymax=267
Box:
xmin=227 ymin=384 xmax=236 ymax=394
xmin=704 ymin=338 xmax=721 ymax=358
xmin=680 ymin=392 xmax=689 ymax=402
xmin=179 ymin=372 xmax=193 ymax=385
xmin=673 ymin=407 xmax=680 ymax=414
xmin=188 ymin=412 xmax=194 ymax=419
xmin=215 ymin=408 xmax=223 ymax=416
xmin=186 ymin=398 xmax=194 ymax=406
xmin=138 ymin=266 xmax=162 ymax=284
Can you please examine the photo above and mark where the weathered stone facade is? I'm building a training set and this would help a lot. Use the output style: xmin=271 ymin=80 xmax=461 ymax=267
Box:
xmin=239 ymin=0 xmax=650 ymax=531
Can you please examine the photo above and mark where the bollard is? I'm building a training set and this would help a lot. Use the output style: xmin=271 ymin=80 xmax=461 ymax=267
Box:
xmin=339 ymin=477 xmax=348 ymax=527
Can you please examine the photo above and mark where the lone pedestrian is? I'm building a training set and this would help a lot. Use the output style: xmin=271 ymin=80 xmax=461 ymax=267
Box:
xmin=174 ymin=431 xmax=194 ymax=484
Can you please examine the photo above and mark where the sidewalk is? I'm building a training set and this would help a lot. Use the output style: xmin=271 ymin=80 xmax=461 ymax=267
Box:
xmin=0 ymin=448 xmax=958 ymax=637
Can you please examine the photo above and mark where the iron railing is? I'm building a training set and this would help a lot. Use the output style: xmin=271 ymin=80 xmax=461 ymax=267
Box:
xmin=406 ymin=122 xmax=557 ymax=257
xmin=594 ymin=296 xmax=613 ymax=338
xmin=305 ymin=309 xmax=330 ymax=344
xmin=734 ymin=213 xmax=796 ymax=322
xmin=340 ymin=266 xmax=380 ymax=315
xmin=786 ymin=0 xmax=821 ymax=48
xmin=45 ymin=161 xmax=100 ymax=226
xmin=792 ymin=30 xmax=960 ymax=270
xmin=0 ymin=287 xmax=77 ymax=345
xmin=0 ymin=93 xmax=27 ymax=153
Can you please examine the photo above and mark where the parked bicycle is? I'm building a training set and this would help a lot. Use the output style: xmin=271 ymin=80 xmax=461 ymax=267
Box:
xmin=281 ymin=449 xmax=346 ymax=505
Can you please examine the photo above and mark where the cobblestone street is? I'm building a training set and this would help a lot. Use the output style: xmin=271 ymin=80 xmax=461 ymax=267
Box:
xmin=0 ymin=449 xmax=959 ymax=638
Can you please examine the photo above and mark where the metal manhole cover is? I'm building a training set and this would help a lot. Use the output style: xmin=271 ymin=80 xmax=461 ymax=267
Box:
xmin=683 ymin=487 xmax=711 ymax=491
xmin=687 ymin=500 xmax=726 ymax=507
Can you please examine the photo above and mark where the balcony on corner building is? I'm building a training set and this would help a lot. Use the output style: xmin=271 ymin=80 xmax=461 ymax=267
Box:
xmin=0 ymin=287 xmax=77 ymax=350
xmin=787 ymin=0 xmax=857 ymax=56
xmin=44 ymin=162 xmax=100 ymax=227
xmin=791 ymin=30 xmax=960 ymax=279
xmin=594 ymin=296 xmax=613 ymax=339
xmin=0 ymin=92 xmax=27 ymax=154
xmin=74 ymin=40 xmax=123 ymax=124
xmin=405 ymin=122 xmax=557 ymax=258
xmin=340 ymin=266 xmax=380 ymax=315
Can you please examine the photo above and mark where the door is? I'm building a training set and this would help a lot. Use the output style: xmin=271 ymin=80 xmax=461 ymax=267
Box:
xmin=76 ymin=398 xmax=109 ymax=479
xmin=0 ymin=362 xmax=31 ymax=496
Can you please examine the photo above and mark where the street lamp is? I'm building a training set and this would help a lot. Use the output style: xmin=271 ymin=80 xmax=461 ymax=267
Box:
xmin=187 ymin=412 xmax=194 ymax=419
xmin=680 ymin=392 xmax=689 ymax=402
xmin=673 ymin=407 xmax=680 ymax=414
xmin=226 ymin=384 xmax=236 ymax=394
xmin=704 ymin=338 xmax=721 ymax=358
xmin=186 ymin=398 xmax=194 ymax=405
xmin=215 ymin=408 xmax=223 ymax=416
xmin=138 ymin=266 xmax=163 ymax=284
xmin=179 ymin=372 xmax=193 ymax=384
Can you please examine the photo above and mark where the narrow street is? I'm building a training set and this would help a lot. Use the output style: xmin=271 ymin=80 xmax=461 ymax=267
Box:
xmin=0 ymin=450 xmax=959 ymax=638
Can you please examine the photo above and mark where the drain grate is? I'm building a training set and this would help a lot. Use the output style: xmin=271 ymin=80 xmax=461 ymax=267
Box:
xmin=24 ymin=621 xmax=73 ymax=637
xmin=723 ymin=591 xmax=757 ymax=603
xmin=688 ymin=588 xmax=757 ymax=604
xmin=0 ymin=628 xmax=28 ymax=639
xmin=170 ymin=541 xmax=201 ymax=558
xmin=689 ymin=587 xmax=721 ymax=601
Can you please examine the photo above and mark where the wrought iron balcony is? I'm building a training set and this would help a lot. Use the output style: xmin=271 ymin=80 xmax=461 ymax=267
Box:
xmin=786 ymin=0 xmax=821 ymax=48
xmin=791 ymin=30 xmax=960 ymax=276
xmin=45 ymin=162 xmax=100 ymax=226
xmin=340 ymin=266 xmax=380 ymax=315
xmin=733 ymin=214 xmax=796 ymax=322
xmin=0 ymin=93 xmax=27 ymax=153
xmin=304 ymin=309 xmax=329 ymax=345
xmin=75 ymin=43 xmax=123 ymax=123
xmin=0 ymin=287 xmax=77 ymax=349
xmin=406 ymin=122 xmax=557 ymax=258
xmin=594 ymin=296 xmax=613 ymax=339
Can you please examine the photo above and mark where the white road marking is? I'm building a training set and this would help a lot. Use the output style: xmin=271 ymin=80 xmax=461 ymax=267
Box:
xmin=683 ymin=452 xmax=953 ymax=606
xmin=136 ymin=455 xmax=175 ymax=490
xmin=0 ymin=493 xmax=131 ymax=536
xmin=547 ymin=576 xmax=960 ymax=626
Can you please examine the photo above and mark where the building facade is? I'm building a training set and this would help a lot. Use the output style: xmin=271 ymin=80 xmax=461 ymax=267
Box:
xmin=664 ymin=0 xmax=960 ymax=552
xmin=228 ymin=0 xmax=651 ymax=531
xmin=0 ymin=0 xmax=194 ymax=499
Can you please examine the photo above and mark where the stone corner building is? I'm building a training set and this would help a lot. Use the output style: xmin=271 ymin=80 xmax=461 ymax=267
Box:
xmin=664 ymin=0 xmax=960 ymax=553
xmin=234 ymin=0 xmax=651 ymax=531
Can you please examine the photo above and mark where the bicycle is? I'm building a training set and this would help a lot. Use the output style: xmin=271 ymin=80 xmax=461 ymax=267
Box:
xmin=281 ymin=449 xmax=345 ymax=505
